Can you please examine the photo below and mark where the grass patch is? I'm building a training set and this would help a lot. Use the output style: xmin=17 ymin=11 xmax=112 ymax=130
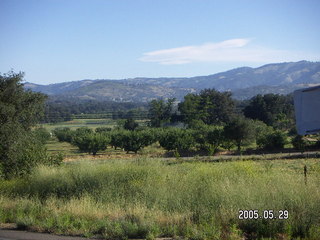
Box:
xmin=39 ymin=118 xmax=118 ymax=132
xmin=0 ymin=159 xmax=319 ymax=239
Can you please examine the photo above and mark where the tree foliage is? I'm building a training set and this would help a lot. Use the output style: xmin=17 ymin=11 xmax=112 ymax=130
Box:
xmin=243 ymin=94 xmax=294 ymax=128
xmin=159 ymin=128 xmax=195 ymax=154
xmin=148 ymin=98 xmax=175 ymax=127
xmin=123 ymin=118 xmax=139 ymax=131
xmin=0 ymin=71 xmax=59 ymax=179
xmin=33 ymin=127 xmax=51 ymax=144
xmin=224 ymin=116 xmax=255 ymax=152
xmin=72 ymin=133 xmax=110 ymax=155
xmin=122 ymin=130 xmax=156 ymax=153
xmin=178 ymin=89 xmax=235 ymax=125
xmin=257 ymin=130 xmax=287 ymax=150
xmin=53 ymin=127 xmax=74 ymax=143
xmin=192 ymin=124 xmax=224 ymax=154
xmin=291 ymin=135 xmax=307 ymax=153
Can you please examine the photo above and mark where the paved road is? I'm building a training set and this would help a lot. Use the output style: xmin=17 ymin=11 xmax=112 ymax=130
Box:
xmin=0 ymin=229 xmax=98 ymax=240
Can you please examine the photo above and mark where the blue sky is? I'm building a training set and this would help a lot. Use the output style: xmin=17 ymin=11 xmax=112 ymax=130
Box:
xmin=0 ymin=0 xmax=319 ymax=84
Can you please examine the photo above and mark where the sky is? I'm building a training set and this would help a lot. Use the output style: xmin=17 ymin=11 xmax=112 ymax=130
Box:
xmin=0 ymin=0 xmax=320 ymax=84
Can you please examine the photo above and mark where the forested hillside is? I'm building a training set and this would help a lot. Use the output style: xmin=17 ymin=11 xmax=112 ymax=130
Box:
xmin=25 ymin=61 xmax=320 ymax=101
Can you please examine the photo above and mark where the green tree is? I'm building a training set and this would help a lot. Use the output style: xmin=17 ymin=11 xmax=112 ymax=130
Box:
xmin=122 ymin=130 xmax=156 ymax=153
xmin=291 ymin=135 xmax=307 ymax=153
xmin=0 ymin=71 xmax=48 ymax=178
xmin=179 ymin=89 xmax=235 ymax=125
xmin=74 ymin=127 xmax=93 ymax=136
xmin=148 ymin=98 xmax=175 ymax=127
xmin=33 ymin=127 xmax=51 ymax=144
xmin=53 ymin=127 xmax=74 ymax=143
xmin=123 ymin=118 xmax=139 ymax=131
xmin=193 ymin=124 xmax=224 ymax=154
xmin=257 ymin=130 xmax=287 ymax=150
xmin=72 ymin=133 xmax=110 ymax=155
xmin=206 ymin=127 xmax=224 ymax=154
xmin=110 ymin=130 xmax=127 ymax=150
xmin=95 ymin=127 xmax=112 ymax=133
xmin=243 ymin=94 xmax=294 ymax=129
xmin=224 ymin=116 xmax=255 ymax=152
xmin=159 ymin=128 xmax=195 ymax=154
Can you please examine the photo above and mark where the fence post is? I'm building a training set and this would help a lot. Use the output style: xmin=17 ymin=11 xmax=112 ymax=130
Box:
xmin=304 ymin=165 xmax=307 ymax=185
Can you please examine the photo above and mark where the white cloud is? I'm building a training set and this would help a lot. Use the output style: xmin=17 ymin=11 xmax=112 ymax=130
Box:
xmin=139 ymin=39 xmax=318 ymax=65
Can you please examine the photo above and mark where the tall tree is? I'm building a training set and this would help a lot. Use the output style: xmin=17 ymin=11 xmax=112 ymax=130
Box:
xmin=0 ymin=71 xmax=47 ymax=178
xmin=243 ymin=94 xmax=294 ymax=128
xmin=224 ymin=116 xmax=255 ymax=152
xmin=178 ymin=89 xmax=235 ymax=125
xmin=148 ymin=98 xmax=175 ymax=127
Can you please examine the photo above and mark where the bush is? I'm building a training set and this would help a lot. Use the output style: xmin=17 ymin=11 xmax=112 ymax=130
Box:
xmin=257 ymin=130 xmax=287 ymax=150
xmin=0 ymin=133 xmax=47 ymax=179
xmin=124 ymin=118 xmax=139 ymax=131
xmin=72 ymin=133 xmax=110 ymax=155
xmin=74 ymin=127 xmax=93 ymax=136
xmin=159 ymin=128 xmax=195 ymax=154
xmin=53 ymin=127 xmax=74 ymax=143
xmin=193 ymin=125 xmax=224 ymax=154
xmin=252 ymin=120 xmax=273 ymax=141
xmin=95 ymin=127 xmax=112 ymax=133
xmin=44 ymin=152 xmax=64 ymax=166
xmin=33 ymin=127 xmax=51 ymax=144
xmin=291 ymin=135 xmax=307 ymax=152
xmin=122 ymin=130 xmax=157 ymax=153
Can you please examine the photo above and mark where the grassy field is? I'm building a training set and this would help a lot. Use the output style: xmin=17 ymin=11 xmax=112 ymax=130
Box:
xmin=40 ymin=118 xmax=148 ymax=132
xmin=1 ymin=119 xmax=318 ymax=239
xmin=39 ymin=118 xmax=118 ymax=132
xmin=0 ymin=158 xmax=320 ymax=240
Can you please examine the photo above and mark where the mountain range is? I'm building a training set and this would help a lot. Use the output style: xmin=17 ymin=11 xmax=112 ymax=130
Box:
xmin=25 ymin=61 xmax=320 ymax=101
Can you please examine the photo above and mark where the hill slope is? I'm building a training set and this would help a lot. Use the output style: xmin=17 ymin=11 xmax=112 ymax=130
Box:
xmin=25 ymin=61 xmax=320 ymax=101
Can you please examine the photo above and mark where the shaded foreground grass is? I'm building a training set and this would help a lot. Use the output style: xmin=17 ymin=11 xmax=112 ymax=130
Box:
xmin=0 ymin=159 xmax=320 ymax=240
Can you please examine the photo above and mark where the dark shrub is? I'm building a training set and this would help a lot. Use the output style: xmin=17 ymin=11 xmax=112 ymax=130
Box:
xmin=224 ymin=116 xmax=255 ymax=152
xmin=257 ymin=130 xmax=287 ymax=150
xmin=95 ymin=127 xmax=112 ymax=133
xmin=124 ymin=118 xmax=139 ymax=131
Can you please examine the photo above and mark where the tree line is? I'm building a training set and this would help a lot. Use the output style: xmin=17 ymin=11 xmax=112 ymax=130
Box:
xmin=43 ymin=98 xmax=148 ymax=123
xmin=1 ymin=72 xmax=317 ymax=179
xmin=42 ymin=88 xmax=295 ymax=127
xmin=148 ymin=89 xmax=294 ymax=130
xmin=52 ymin=117 xmax=298 ymax=158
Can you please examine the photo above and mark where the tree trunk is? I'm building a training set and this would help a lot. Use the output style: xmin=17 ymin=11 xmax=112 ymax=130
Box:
xmin=237 ymin=142 xmax=241 ymax=153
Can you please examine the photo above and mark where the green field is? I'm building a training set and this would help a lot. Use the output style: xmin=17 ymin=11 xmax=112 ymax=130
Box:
xmin=39 ymin=118 xmax=119 ymax=132
xmin=0 ymin=158 xmax=319 ymax=240
xmin=40 ymin=118 xmax=149 ymax=132
xmin=1 ymin=120 xmax=319 ymax=240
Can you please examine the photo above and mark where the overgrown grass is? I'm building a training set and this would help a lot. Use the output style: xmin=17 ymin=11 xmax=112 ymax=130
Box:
xmin=0 ymin=159 xmax=320 ymax=239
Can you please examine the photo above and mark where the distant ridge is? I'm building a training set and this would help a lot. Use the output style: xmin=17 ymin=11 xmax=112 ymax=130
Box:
xmin=25 ymin=61 xmax=320 ymax=101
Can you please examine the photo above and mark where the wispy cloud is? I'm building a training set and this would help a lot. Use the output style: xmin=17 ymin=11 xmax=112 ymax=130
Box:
xmin=139 ymin=39 xmax=317 ymax=65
